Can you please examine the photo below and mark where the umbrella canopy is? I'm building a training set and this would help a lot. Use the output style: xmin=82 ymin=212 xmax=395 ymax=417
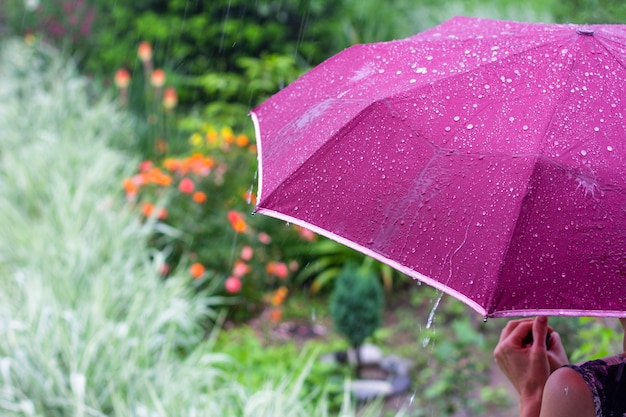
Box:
xmin=251 ymin=16 xmax=626 ymax=318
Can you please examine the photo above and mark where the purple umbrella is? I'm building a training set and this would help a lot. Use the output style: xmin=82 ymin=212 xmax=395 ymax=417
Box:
xmin=251 ymin=16 xmax=626 ymax=319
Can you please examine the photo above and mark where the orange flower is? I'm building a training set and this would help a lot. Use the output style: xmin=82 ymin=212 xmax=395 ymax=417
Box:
xmin=225 ymin=276 xmax=242 ymax=293
xmin=141 ymin=202 xmax=155 ymax=217
xmin=192 ymin=191 xmax=207 ymax=203
xmin=141 ymin=202 xmax=167 ymax=219
xmin=227 ymin=210 xmax=247 ymax=233
xmin=244 ymin=190 xmax=257 ymax=205
xmin=143 ymin=167 xmax=172 ymax=187
xmin=154 ymin=138 xmax=168 ymax=154
xmin=122 ymin=178 xmax=139 ymax=196
xmin=271 ymin=286 xmax=288 ymax=306
xmin=206 ymin=129 xmax=218 ymax=144
xmin=137 ymin=41 xmax=152 ymax=62
xmin=235 ymin=134 xmax=249 ymax=147
xmin=189 ymin=262 xmax=206 ymax=279
xmin=150 ymin=69 xmax=166 ymax=88
xmin=163 ymin=87 xmax=178 ymax=110
xmin=178 ymin=178 xmax=195 ymax=194
xmin=114 ymin=68 xmax=131 ymax=89
xmin=163 ymin=158 xmax=182 ymax=172
xmin=221 ymin=127 xmax=235 ymax=144
xmin=269 ymin=308 xmax=282 ymax=323
xmin=183 ymin=153 xmax=214 ymax=176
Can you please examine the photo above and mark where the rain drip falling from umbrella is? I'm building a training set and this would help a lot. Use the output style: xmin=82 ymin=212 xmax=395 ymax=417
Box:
xmin=247 ymin=170 xmax=257 ymax=205
xmin=422 ymin=292 xmax=444 ymax=347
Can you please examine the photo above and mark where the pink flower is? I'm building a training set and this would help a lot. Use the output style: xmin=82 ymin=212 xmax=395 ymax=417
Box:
xmin=159 ymin=263 xmax=170 ymax=277
xmin=266 ymin=261 xmax=289 ymax=279
xmin=298 ymin=227 xmax=317 ymax=241
xmin=232 ymin=261 xmax=250 ymax=277
xmin=178 ymin=177 xmax=195 ymax=193
xmin=240 ymin=245 xmax=253 ymax=261
xmin=225 ymin=276 xmax=242 ymax=293
xmin=138 ymin=160 xmax=153 ymax=172
xmin=273 ymin=262 xmax=289 ymax=279
xmin=258 ymin=232 xmax=271 ymax=244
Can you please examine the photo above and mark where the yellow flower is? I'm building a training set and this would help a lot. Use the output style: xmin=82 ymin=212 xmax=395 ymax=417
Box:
xmin=189 ymin=132 xmax=203 ymax=147
xmin=221 ymin=126 xmax=235 ymax=143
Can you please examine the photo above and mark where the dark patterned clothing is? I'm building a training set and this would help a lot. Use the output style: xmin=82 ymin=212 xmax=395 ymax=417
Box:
xmin=564 ymin=354 xmax=626 ymax=417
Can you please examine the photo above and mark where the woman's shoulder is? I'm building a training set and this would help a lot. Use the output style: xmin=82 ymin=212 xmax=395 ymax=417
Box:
xmin=540 ymin=367 xmax=596 ymax=417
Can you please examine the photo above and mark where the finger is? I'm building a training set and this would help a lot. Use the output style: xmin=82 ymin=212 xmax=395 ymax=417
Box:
xmin=531 ymin=316 xmax=549 ymax=351
xmin=499 ymin=318 xmax=533 ymax=340
xmin=548 ymin=332 xmax=569 ymax=370
xmin=500 ymin=320 xmax=534 ymax=348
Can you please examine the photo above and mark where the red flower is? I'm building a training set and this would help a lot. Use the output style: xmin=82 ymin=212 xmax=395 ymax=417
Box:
xmin=163 ymin=87 xmax=178 ymax=110
xmin=137 ymin=41 xmax=152 ymax=62
xmin=178 ymin=178 xmax=195 ymax=194
xmin=227 ymin=210 xmax=247 ymax=233
xmin=150 ymin=69 xmax=166 ymax=88
xmin=114 ymin=68 xmax=131 ymax=89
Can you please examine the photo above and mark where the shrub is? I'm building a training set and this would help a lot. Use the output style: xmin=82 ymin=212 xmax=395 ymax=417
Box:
xmin=330 ymin=263 xmax=383 ymax=375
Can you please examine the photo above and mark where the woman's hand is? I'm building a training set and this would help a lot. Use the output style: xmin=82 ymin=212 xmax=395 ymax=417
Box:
xmin=493 ymin=316 xmax=568 ymax=417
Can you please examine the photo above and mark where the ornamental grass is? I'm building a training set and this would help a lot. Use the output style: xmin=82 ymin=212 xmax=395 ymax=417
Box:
xmin=0 ymin=38 xmax=397 ymax=416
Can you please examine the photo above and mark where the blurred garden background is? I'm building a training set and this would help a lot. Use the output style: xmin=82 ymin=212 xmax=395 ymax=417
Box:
xmin=1 ymin=0 xmax=625 ymax=416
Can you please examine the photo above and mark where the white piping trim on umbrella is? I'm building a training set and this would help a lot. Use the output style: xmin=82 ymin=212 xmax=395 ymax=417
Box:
xmin=491 ymin=309 xmax=626 ymax=319
xmin=250 ymin=110 xmax=264 ymax=204
xmin=253 ymin=206 xmax=489 ymax=317
xmin=253 ymin=207 xmax=626 ymax=320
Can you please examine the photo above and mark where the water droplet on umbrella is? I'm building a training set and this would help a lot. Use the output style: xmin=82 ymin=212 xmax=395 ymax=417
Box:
xmin=467 ymin=124 xmax=474 ymax=130
xmin=453 ymin=116 xmax=460 ymax=122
